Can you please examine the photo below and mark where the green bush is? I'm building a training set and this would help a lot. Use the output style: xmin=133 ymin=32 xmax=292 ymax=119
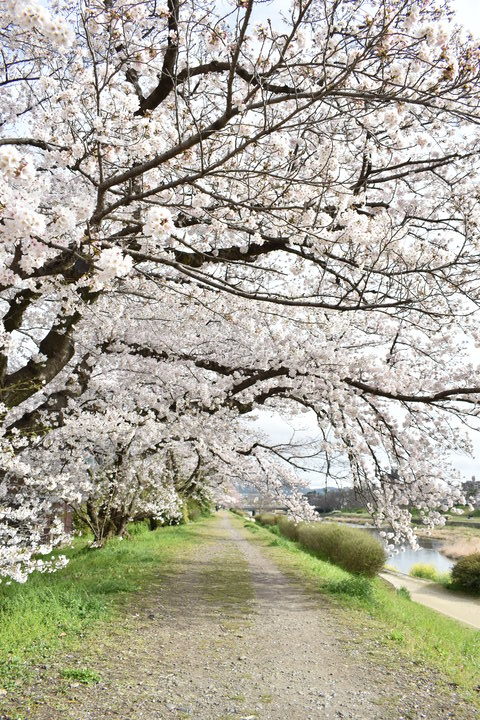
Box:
xmin=255 ymin=512 xmax=279 ymax=526
xmin=185 ymin=498 xmax=203 ymax=521
xmin=297 ymin=522 xmax=386 ymax=577
xmin=409 ymin=564 xmax=451 ymax=586
xmin=277 ymin=516 xmax=299 ymax=541
xmin=127 ymin=520 xmax=150 ymax=536
xmin=451 ymin=553 xmax=480 ymax=594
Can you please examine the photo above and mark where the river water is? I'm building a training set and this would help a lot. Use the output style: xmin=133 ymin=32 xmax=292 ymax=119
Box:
xmin=347 ymin=524 xmax=454 ymax=575
xmin=384 ymin=535 xmax=453 ymax=574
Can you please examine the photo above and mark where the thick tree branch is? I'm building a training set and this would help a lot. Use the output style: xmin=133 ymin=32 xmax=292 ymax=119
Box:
xmin=2 ymin=312 xmax=82 ymax=407
xmin=135 ymin=0 xmax=179 ymax=115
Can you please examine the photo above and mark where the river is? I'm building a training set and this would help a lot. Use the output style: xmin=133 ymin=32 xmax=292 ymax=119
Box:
xmin=384 ymin=535 xmax=453 ymax=575
xmin=345 ymin=524 xmax=454 ymax=575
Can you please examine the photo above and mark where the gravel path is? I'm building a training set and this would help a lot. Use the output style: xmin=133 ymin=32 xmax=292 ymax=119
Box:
xmin=7 ymin=513 xmax=478 ymax=720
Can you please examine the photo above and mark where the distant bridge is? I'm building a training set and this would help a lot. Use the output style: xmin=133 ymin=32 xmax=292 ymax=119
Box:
xmin=241 ymin=505 xmax=287 ymax=515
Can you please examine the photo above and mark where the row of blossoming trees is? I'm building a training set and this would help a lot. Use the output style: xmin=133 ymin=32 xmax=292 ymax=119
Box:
xmin=1 ymin=0 xmax=480 ymax=583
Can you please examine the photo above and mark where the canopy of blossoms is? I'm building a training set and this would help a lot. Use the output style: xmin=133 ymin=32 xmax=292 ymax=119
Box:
xmin=1 ymin=0 xmax=480 ymax=581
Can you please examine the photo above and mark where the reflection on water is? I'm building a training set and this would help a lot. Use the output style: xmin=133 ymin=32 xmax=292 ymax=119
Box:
xmin=385 ymin=538 xmax=453 ymax=575
xmin=349 ymin=524 xmax=454 ymax=575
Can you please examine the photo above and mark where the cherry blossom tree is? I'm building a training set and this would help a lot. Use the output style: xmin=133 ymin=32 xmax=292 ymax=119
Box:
xmin=2 ymin=0 xmax=480 ymax=580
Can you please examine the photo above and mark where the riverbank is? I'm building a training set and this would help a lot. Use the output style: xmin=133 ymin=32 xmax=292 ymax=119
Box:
xmin=328 ymin=512 xmax=480 ymax=542
xmin=254 ymin=511 xmax=480 ymax=619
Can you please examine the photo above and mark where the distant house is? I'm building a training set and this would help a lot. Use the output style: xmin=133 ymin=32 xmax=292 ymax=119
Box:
xmin=463 ymin=477 xmax=480 ymax=508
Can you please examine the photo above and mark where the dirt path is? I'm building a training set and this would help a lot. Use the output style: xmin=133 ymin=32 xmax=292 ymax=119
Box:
xmin=6 ymin=513 xmax=478 ymax=720
xmin=381 ymin=570 xmax=480 ymax=629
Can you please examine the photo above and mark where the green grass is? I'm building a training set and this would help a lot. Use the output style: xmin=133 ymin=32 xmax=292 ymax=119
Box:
xmin=446 ymin=516 xmax=480 ymax=526
xmin=60 ymin=667 xmax=101 ymax=685
xmin=0 ymin=519 xmax=212 ymax=690
xmin=335 ymin=509 xmax=371 ymax=516
xmin=239 ymin=517 xmax=480 ymax=707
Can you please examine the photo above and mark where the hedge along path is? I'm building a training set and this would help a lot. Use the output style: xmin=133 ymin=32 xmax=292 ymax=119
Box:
xmin=255 ymin=512 xmax=387 ymax=576
xmin=261 ymin=512 xmax=480 ymax=628
xmin=4 ymin=512 xmax=477 ymax=720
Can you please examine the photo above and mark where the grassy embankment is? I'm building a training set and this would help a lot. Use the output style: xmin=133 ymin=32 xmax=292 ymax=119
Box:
xmin=0 ymin=518 xmax=214 ymax=692
xmin=235 ymin=515 xmax=480 ymax=708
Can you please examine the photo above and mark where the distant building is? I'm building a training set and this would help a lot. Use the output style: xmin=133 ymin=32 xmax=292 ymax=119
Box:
xmin=463 ymin=476 xmax=480 ymax=508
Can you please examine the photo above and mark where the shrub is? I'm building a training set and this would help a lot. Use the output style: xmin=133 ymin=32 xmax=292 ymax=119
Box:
xmin=186 ymin=498 xmax=202 ymax=521
xmin=410 ymin=563 xmax=439 ymax=581
xmin=255 ymin=512 xmax=279 ymax=526
xmin=127 ymin=520 xmax=150 ymax=536
xmin=409 ymin=563 xmax=451 ymax=586
xmin=396 ymin=586 xmax=411 ymax=600
xmin=297 ymin=522 xmax=386 ymax=577
xmin=451 ymin=553 xmax=480 ymax=594
xmin=277 ymin=516 xmax=298 ymax=541
xmin=437 ymin=571 xmax=452 ymax=586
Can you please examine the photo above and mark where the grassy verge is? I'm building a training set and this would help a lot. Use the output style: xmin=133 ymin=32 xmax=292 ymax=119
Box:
xmin=237 ymin=516 xmax=480 ymax=707
xmin=0 ymin=518 xmax=214 ymax=692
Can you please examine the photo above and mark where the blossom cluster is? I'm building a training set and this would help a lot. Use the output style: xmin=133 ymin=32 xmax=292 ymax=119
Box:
xmin=5 ymin=0 xmax=74 ymax=48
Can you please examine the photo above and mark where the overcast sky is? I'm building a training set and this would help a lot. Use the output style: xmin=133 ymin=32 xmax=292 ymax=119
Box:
xmin=454 ymin=0 xmax=480 ymax=31
xmin=254 ymin=0 xmax=480 ymax=489
xmin=248 ymin=0 xmax=480 ymax=31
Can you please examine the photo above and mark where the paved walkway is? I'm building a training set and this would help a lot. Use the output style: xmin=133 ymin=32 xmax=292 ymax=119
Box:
xmin=380 ymin=571 xmax=480 ymax=629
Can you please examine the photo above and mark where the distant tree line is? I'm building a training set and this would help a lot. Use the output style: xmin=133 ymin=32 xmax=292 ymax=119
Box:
xmin=304 ymin=488 xmax=369 ymax=513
